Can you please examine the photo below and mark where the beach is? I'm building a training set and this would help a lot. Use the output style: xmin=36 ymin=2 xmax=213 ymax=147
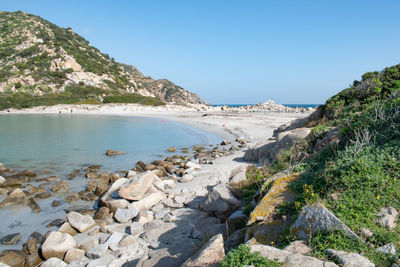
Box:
xmin=0 ymin=103 xmax=311 ymax=266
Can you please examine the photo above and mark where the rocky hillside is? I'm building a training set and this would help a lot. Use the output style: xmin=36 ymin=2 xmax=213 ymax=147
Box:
xmin=0 ymin=11 xmax=204 ymax=108
xmin=225 ymin=63 xmax=400 ymax=266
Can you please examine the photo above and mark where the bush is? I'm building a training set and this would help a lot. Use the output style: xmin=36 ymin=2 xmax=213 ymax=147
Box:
xmin=103 ymin=94 xmax=165 ymax=106
xmin=221 ymin=245 xmax=281 ymax=267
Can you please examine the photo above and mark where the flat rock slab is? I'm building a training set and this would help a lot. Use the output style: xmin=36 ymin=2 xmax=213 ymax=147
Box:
xmin=86 ymin=243 xmax=108 ymax=259
xmin=86 ymin=254 xmax=115 ymax=267
xmin=106 ymin=149 xmax=126 ymax=156
xmin=114 ymin=207 xmax=139 ymax=223
xmin=248 ymin=174 xmax=298 ymax=225
xmin=0 ymin=233 xmax=21 ymax=245
xmin=284 ymin=240 xmax=312 ymax=255
xmin=128 ymin=191 xmax=166 ymax=211
xmin=104 ymin=232 xmax=124 ymax=251
xmin=40 ymin=257 xmax=68 ymax=267
xmin=325 ymin=249 xmax=375 ymax=267
xmin=290 ymin=203 xmax=362 ymax=241
xmin=250 ymin=244 xmax=337 ymax=267
xmin=67 ymin=211 xmax=96 ymax=233
xmin=181 ymin=234 xmax=225 ymax=267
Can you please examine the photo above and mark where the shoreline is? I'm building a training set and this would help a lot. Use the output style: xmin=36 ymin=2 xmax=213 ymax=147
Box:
xmin=0 ymin=103 xmax=312 ymax=145
xmin=0 ymin=103 xmax=311 ymax=265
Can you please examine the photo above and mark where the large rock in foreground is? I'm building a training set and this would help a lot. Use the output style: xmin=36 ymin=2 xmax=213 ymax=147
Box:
xmin=202 ymin=184 xmax=241 ymax=216
xmin=128 ymin=191 xmax=166 ymax=211
xmin=40 ymin=257 xmax=68 ymax=267
xmin=41 ymin=231 xmax=77 ymax=260
xmin=118 ymin=171 xmax=156 ymax=201
xmin=290 ymin=203 xmax=361 ymax=241
xmin=244 ymin=128 xmax=311 ymax=163
xmin=325 ymin=249 xmax=375 ymax=267
xmin=181 ymin=234 xmax=225 ymax=267
xmin=67 ymin=212 xmax=96 ymax=233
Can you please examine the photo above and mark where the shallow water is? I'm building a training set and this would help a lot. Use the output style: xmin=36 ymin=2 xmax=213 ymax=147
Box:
xmin=0 ymin=114 xmax=221 ymax=250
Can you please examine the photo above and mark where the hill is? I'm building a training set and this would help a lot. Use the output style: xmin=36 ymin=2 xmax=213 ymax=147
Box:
xmin=224 ymin=63 xmax=400 ymax=266
xmin=0 ymin=11 xmax=204 ymax=109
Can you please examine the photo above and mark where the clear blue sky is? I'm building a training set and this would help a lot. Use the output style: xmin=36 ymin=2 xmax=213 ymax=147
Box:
xmin=2 ymin=1 xmax=400 ymax=104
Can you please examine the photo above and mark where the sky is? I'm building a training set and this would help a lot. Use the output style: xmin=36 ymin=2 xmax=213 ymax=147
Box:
xmin=2 ymin=1 xmax=400 ymax=104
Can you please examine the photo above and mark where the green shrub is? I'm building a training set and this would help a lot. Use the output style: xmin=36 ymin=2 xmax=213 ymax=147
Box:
xmin=103 ymin=94 xmax=165 ymax=106
xmin=310 ymin=230 xmax=395 ymax=267
xmin=221 ymin=245 xmax=281 ymax=267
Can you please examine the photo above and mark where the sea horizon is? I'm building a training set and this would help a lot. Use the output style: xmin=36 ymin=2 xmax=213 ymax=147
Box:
xmin=210 ymin=103 xmax=320 ymax=108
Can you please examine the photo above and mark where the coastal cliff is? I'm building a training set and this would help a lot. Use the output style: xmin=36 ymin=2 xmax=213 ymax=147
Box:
xmin=0 ymin=11 xmax=204 ymax=109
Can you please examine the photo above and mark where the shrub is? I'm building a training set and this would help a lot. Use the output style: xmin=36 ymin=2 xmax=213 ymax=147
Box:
xmin=221 ymin=245 xmax=281 ymax=267
xmin=103 ymin=94 xmax=165 ymax=106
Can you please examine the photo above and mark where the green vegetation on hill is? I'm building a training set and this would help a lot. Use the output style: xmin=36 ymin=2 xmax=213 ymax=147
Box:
xmin=0 ymin=84 xmax=165 ymax=110
xmin=235 ymin=64 xmax=400 ymax=266
xmin=0 ymin=11 xmax=204 ymax=109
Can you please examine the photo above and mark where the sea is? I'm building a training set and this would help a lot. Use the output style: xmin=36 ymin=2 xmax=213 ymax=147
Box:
xmin=0 ymin=114 xmax=221 ymax=250
xmin=211 ymin=104 xmax=320 ymax=108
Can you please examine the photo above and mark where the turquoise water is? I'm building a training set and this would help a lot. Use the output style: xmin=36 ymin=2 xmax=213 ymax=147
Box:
xmin=0 ymin=114 xmax=221 ymax=176
xmin=0 ymin=114 xmax=221 ymax=250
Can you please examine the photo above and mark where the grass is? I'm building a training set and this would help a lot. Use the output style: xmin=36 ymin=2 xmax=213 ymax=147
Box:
xmin=310 ymin=230 xmax=395 ymax=267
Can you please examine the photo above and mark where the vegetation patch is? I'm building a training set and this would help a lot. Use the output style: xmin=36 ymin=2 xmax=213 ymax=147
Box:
xmin=220 ymin=244 xmax=281 ymax=267
xmin=103 ymin=94 xmax=165 ymax=106
xmin=232 ymin=64 xmax=400 ymax=265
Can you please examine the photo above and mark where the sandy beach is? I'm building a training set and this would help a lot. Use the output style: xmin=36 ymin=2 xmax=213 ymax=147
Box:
xmin=1 ymin=103 xmax=311 ymax=145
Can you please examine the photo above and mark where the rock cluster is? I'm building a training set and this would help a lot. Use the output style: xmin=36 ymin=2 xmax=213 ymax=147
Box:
xmin=0 ymin=137 xmax=250 ymax=266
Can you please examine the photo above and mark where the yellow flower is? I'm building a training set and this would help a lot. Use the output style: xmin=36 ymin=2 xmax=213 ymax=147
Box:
xmin=312 ymin=193 xmax=316 ymax=197
xmin=377 ymin=195 xmax=380 ymax=200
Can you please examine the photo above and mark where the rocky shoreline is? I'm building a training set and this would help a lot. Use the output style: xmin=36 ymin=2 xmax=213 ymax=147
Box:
xmin=0 ymin=136 xmax=252 ymax=266
xmin=0 ymin=106 xmax=310 ymax=266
